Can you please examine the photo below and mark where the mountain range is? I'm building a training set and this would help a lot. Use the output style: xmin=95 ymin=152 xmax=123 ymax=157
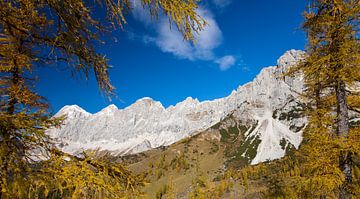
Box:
xmin=48 ymin=49 xmax=307 ymax=165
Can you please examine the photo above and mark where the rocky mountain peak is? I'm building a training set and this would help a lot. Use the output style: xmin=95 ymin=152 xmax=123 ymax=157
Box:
xmin=277 ymin=49 xmax=305 ymax=72
xmin=95 ymin=104 xmax=118 ymax=116
xmin=48 ymin=50 xmax=307 ymax=164
xmin=55 ymin=104 xmax=91 ymax=119
xmin=129 ymin=97 xmax=164 ymax=110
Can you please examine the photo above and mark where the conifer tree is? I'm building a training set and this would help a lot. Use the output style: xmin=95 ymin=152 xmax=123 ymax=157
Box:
xmin=240 ymin=1 xmax=360 ymax=198
xmin=211 ymin=1 xmax=359 ymax=198
xmin=280 ymin=0 xmax=360 ymax=198
xmin=0 ymin=0 xmax=205 ymax=198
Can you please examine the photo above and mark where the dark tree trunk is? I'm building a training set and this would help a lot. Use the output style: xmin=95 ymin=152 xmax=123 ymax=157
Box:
xmin=7 ymin=64 xmax=20 ymax=115
xmin=336 ymin=80 xmax=352 ymax=199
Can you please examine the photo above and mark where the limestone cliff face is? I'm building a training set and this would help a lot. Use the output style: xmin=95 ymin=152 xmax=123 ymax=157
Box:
xmin=48 ymin=50 xmax=307 ymax=164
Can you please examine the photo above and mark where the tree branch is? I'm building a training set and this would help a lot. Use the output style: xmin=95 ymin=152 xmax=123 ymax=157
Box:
xmin=348 ymin=106 xmax=360 ymax=114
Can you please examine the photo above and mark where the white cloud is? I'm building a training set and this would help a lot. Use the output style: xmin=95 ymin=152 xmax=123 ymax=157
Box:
xmin=212 ymin=0 xmax=232 ymax=8
xmin=151 ymin=9 xmax=222 ymax=61
xmin=132 ymin=3 xmax=236 ymax=71
xmin=192 ymin=9 xmax=222 ymax=60
xmin=155 ymin=19 xmax=195 ymax=60
xmin=215 ymin=55 xmax=236 ymax=71
xmin=132 ymin=5 xmax=222 ymax=60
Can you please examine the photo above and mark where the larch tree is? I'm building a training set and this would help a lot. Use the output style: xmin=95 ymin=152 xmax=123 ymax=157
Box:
xmin=0 ymin=0 xmax=205 ymax=198
xmin=162 ymin=0 xmax=360 ymax=198
xmin=237 ymin=1 xmax=360 ymax=198
xmin=271 ymin=0 xmax=360 ymax=198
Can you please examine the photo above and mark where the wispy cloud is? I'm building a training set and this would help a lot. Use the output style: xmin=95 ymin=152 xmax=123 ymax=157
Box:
xmin=155 ymin=9 xmax=222 ymax=61
xmin=212 ymin=0 xmax=232 ymax=8
xmin=131 ymin=1 xmax=153 ymax=25
xmin=133 ymin=7 xmax=222 ymax=61
xmin=132 ymin=2 xmax=236 ymax=71
xmin=154 ymin=20 xmax=195 ymax=60
xmin=215 ymin=55 xmax=236 ymax=71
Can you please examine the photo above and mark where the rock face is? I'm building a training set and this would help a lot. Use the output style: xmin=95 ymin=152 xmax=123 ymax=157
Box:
xmin=48 ymin=50 xmax=307 ymax=164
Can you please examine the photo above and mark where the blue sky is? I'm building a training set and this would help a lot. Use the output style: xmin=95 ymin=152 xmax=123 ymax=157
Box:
xmin=37 ymin=0 xmax=308 ymax=114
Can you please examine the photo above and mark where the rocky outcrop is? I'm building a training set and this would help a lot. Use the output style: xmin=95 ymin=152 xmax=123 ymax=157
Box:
xmin=48 ymin=50 xmax=307 ymax=164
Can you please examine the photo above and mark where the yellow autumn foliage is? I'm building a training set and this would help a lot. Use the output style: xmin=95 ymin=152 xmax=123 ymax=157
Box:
xmin=0 ymin=0 xmax=204 ymax=198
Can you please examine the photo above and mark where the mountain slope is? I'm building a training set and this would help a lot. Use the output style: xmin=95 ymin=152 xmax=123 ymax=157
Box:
xmin=121 ymin=110 xmax=302 ymax=198
xmin=48 ymin=50 xmax=306 ymax=164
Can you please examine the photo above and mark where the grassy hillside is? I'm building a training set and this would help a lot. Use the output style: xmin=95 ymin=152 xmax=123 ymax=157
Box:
xmin=116 ymin=114 xmax=271 ymax=198
xmin=124 ymin=127 xmax=359 ymax=199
